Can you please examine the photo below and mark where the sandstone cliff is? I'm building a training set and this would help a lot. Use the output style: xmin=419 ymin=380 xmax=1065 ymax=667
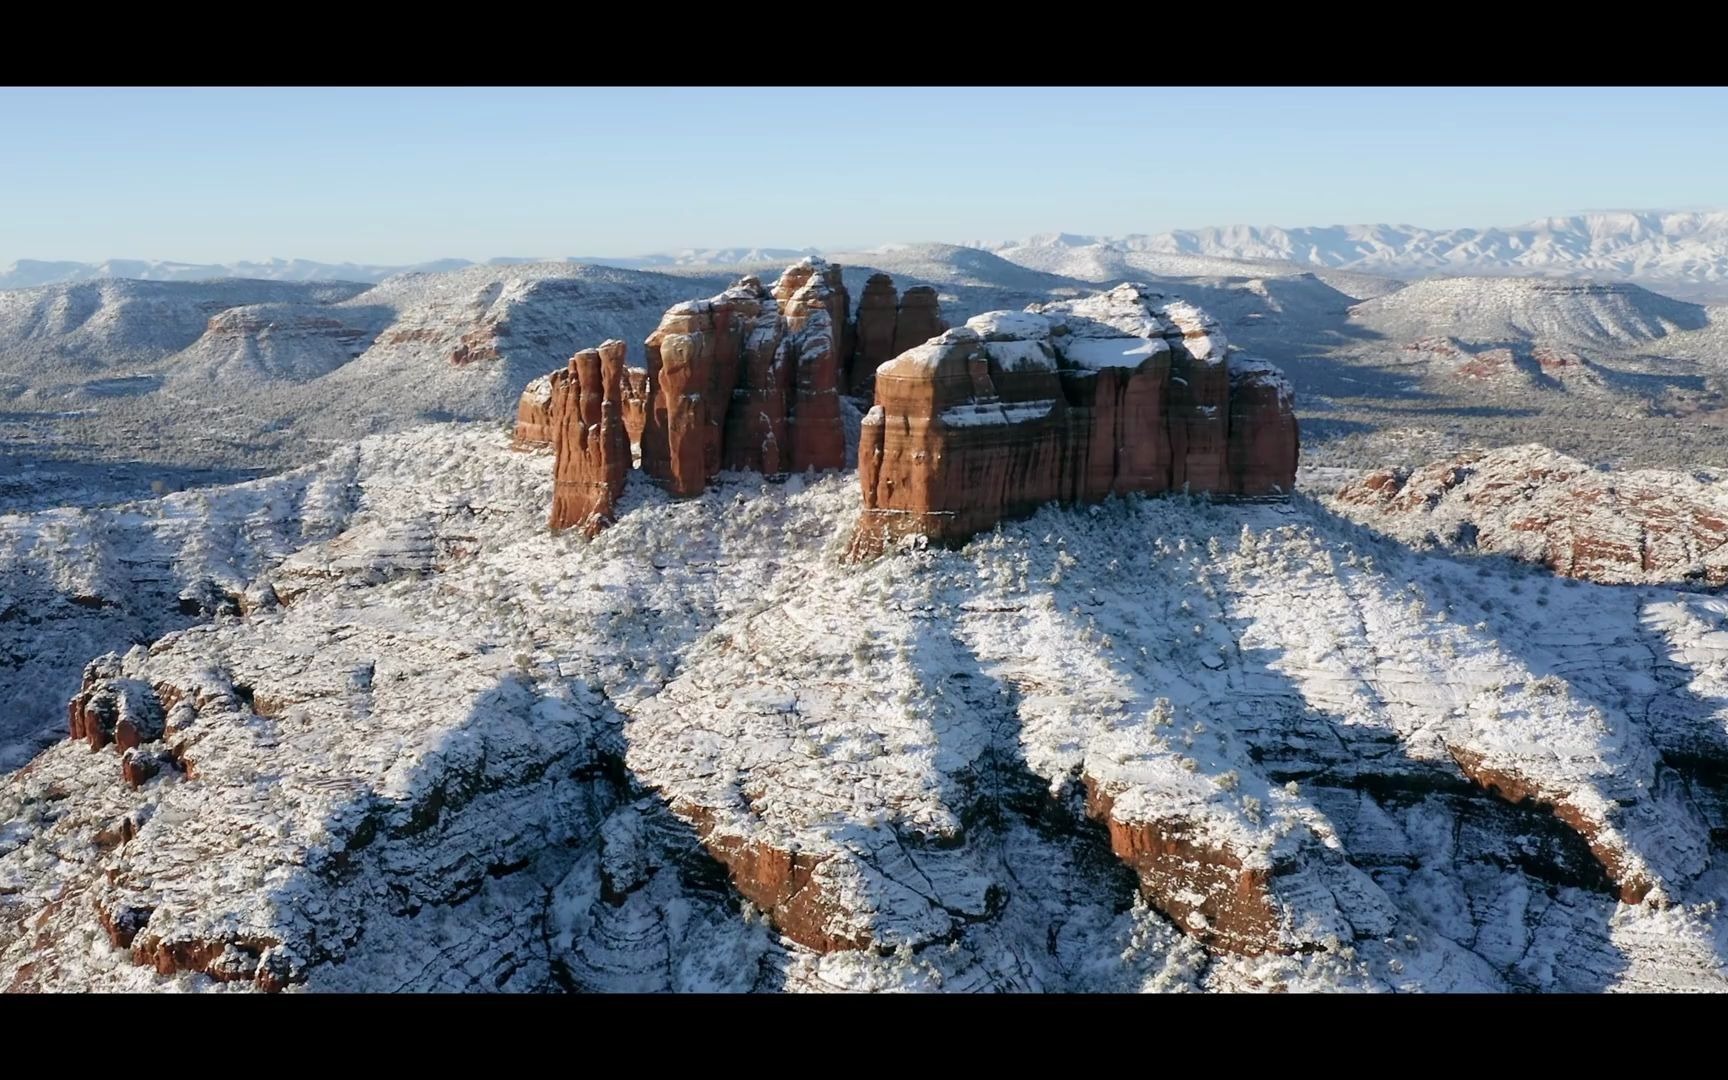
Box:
xmin=845 ymin=275 xmax=949 ymax=398
xmin=547 ymin=341 xmax=631 ymax=536
xmin=514 ymin=259 xmax=948 ymax=531
xmin=851 ymin=284 xmax=1298 ymax=558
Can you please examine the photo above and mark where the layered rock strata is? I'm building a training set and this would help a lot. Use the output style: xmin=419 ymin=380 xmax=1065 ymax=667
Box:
xmin=850 ymin=284 xmax=1298 ymax=558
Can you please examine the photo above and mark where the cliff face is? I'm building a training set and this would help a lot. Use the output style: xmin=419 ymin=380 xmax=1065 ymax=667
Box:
xmin=513 ymin=258 xmax=946 ymax=531
xmin=547 ymin=341 xmax=631 ymax=536
xmin=770 ymin=262 xmax=848 ymax=475
xmin=851 ymin=284 xmax=1298 ymax=558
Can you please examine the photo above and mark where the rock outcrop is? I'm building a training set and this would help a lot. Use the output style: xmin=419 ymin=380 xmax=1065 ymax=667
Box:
xmin=770 ymin=262 xmax=848 ymax=475
xmin=511 ymin=374 xmax=556 ymax=448
xmin=547 ymin=341 xmax=631 ymax=535
xmin=513 ymin=259 xmax=947 ymax=531
xmin=850 ymin=284 xmax=1298 ymax=558
xmin=848 ymin=274 xmax=900 ymax=396
xmin=637 ymin=284 xmax=764 ymax=497
xmin=844 ymin=277 xmax=949 ymax=398
xmin=1331 ymin=445 xmax=1728 ymax=586
xmin=891 ymin=286 xmax=946 ymax=360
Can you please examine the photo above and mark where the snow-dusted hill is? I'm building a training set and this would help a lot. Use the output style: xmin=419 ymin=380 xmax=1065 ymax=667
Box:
xmin=3 ymin=424 xmax=1727 ymax=992
xmin=0 ymin=258 xmax=479 ymax=290
xmin=238 ymin=263 xmax=727 ymax=428
xmin=569 ymin=247 xmax=823 ymax=270
xmin=1345 ymin=277 xmax=1709 ymax=350
xmin=1328 ymin=445 xmax=1728 ymax=586
xmin=15 ymin=207 xmax=1728 ymax=294
xmin=0 ymin=280 xmax=369 ymax=393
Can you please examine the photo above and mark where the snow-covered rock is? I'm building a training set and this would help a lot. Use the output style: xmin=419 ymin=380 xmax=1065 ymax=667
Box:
xmin=2 ymin=424 xmax=1726 ymax=991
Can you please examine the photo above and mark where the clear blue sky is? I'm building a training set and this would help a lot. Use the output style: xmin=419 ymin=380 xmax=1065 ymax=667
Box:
xmin=2 ymin=86 xmax=1724 ymax=265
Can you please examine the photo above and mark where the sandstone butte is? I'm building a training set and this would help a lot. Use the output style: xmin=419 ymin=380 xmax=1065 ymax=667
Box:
xmin=513 ymin=258 xmax=950 ymax=533
xmin=849 ymin=284 xmax=1300 ymax=559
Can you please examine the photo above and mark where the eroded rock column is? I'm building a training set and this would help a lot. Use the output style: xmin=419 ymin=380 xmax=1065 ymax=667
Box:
xmin=549 ymin=340 xmax=631 ymax=535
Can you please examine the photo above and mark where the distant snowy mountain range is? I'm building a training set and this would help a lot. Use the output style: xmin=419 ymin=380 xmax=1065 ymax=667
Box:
xmin=0 ymin=250 xmax=824 ymax=289
xmin=9 ymin=212 xmax=1728 ymax=292
xmin=975 ymin=211 xmax=1728 ymax=288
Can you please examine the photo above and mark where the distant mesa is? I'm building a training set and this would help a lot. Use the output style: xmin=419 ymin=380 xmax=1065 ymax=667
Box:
xmin=512 ymin=261 xmax=1299 ymax=545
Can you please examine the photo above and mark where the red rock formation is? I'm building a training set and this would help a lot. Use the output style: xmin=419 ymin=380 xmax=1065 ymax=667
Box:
xmin=1448 ymin=747 xmax=1654 ymax=905
xmin=673 ymin=801 xmax=867 ymax=953
xmin=515 ymin=259 xmax=929 ymax=533
xmin=773 ymin=264 xmax=847 ymax=474
xmin=720 ymin=280 xmax=791 ymax=476
xmin=1083 ymin=777 xmax=1286 ymax=955
xmin=639 ymin=303 xmax=725 ymax=497
xmin=847 ymin=273 xmax=898 ymax=397
xmin=68 ymin=670 xmax=162 ymax=754
xmin=511 ymin=375 xmax=555 ymax=448
xmin=1227 ymin=359 xmax=1301 ymax=497
xmin=127 ymin=928 xmax=289 ymax=990
xmin=851 ymin=285 xmax=1298 ymax=558
xmin=547 ymin=341 xmax=630 ymax=535
xmin=380 ymin=318 xmax=506 ymax=366
xmin=1333 ymin=445 xmax=1728 ymax=586
xmin=891 ymin=285 xmax=947 ymax=359
xmin=120 ymin=748 xmax=162 ymax=788
xmin=1163 ymin=302 xmax=1231 ymax=492
xmin=620 ymin=365 xmax=649 ymax=452
xmin=1455 ymin=347 xmax=1517 ymax=380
